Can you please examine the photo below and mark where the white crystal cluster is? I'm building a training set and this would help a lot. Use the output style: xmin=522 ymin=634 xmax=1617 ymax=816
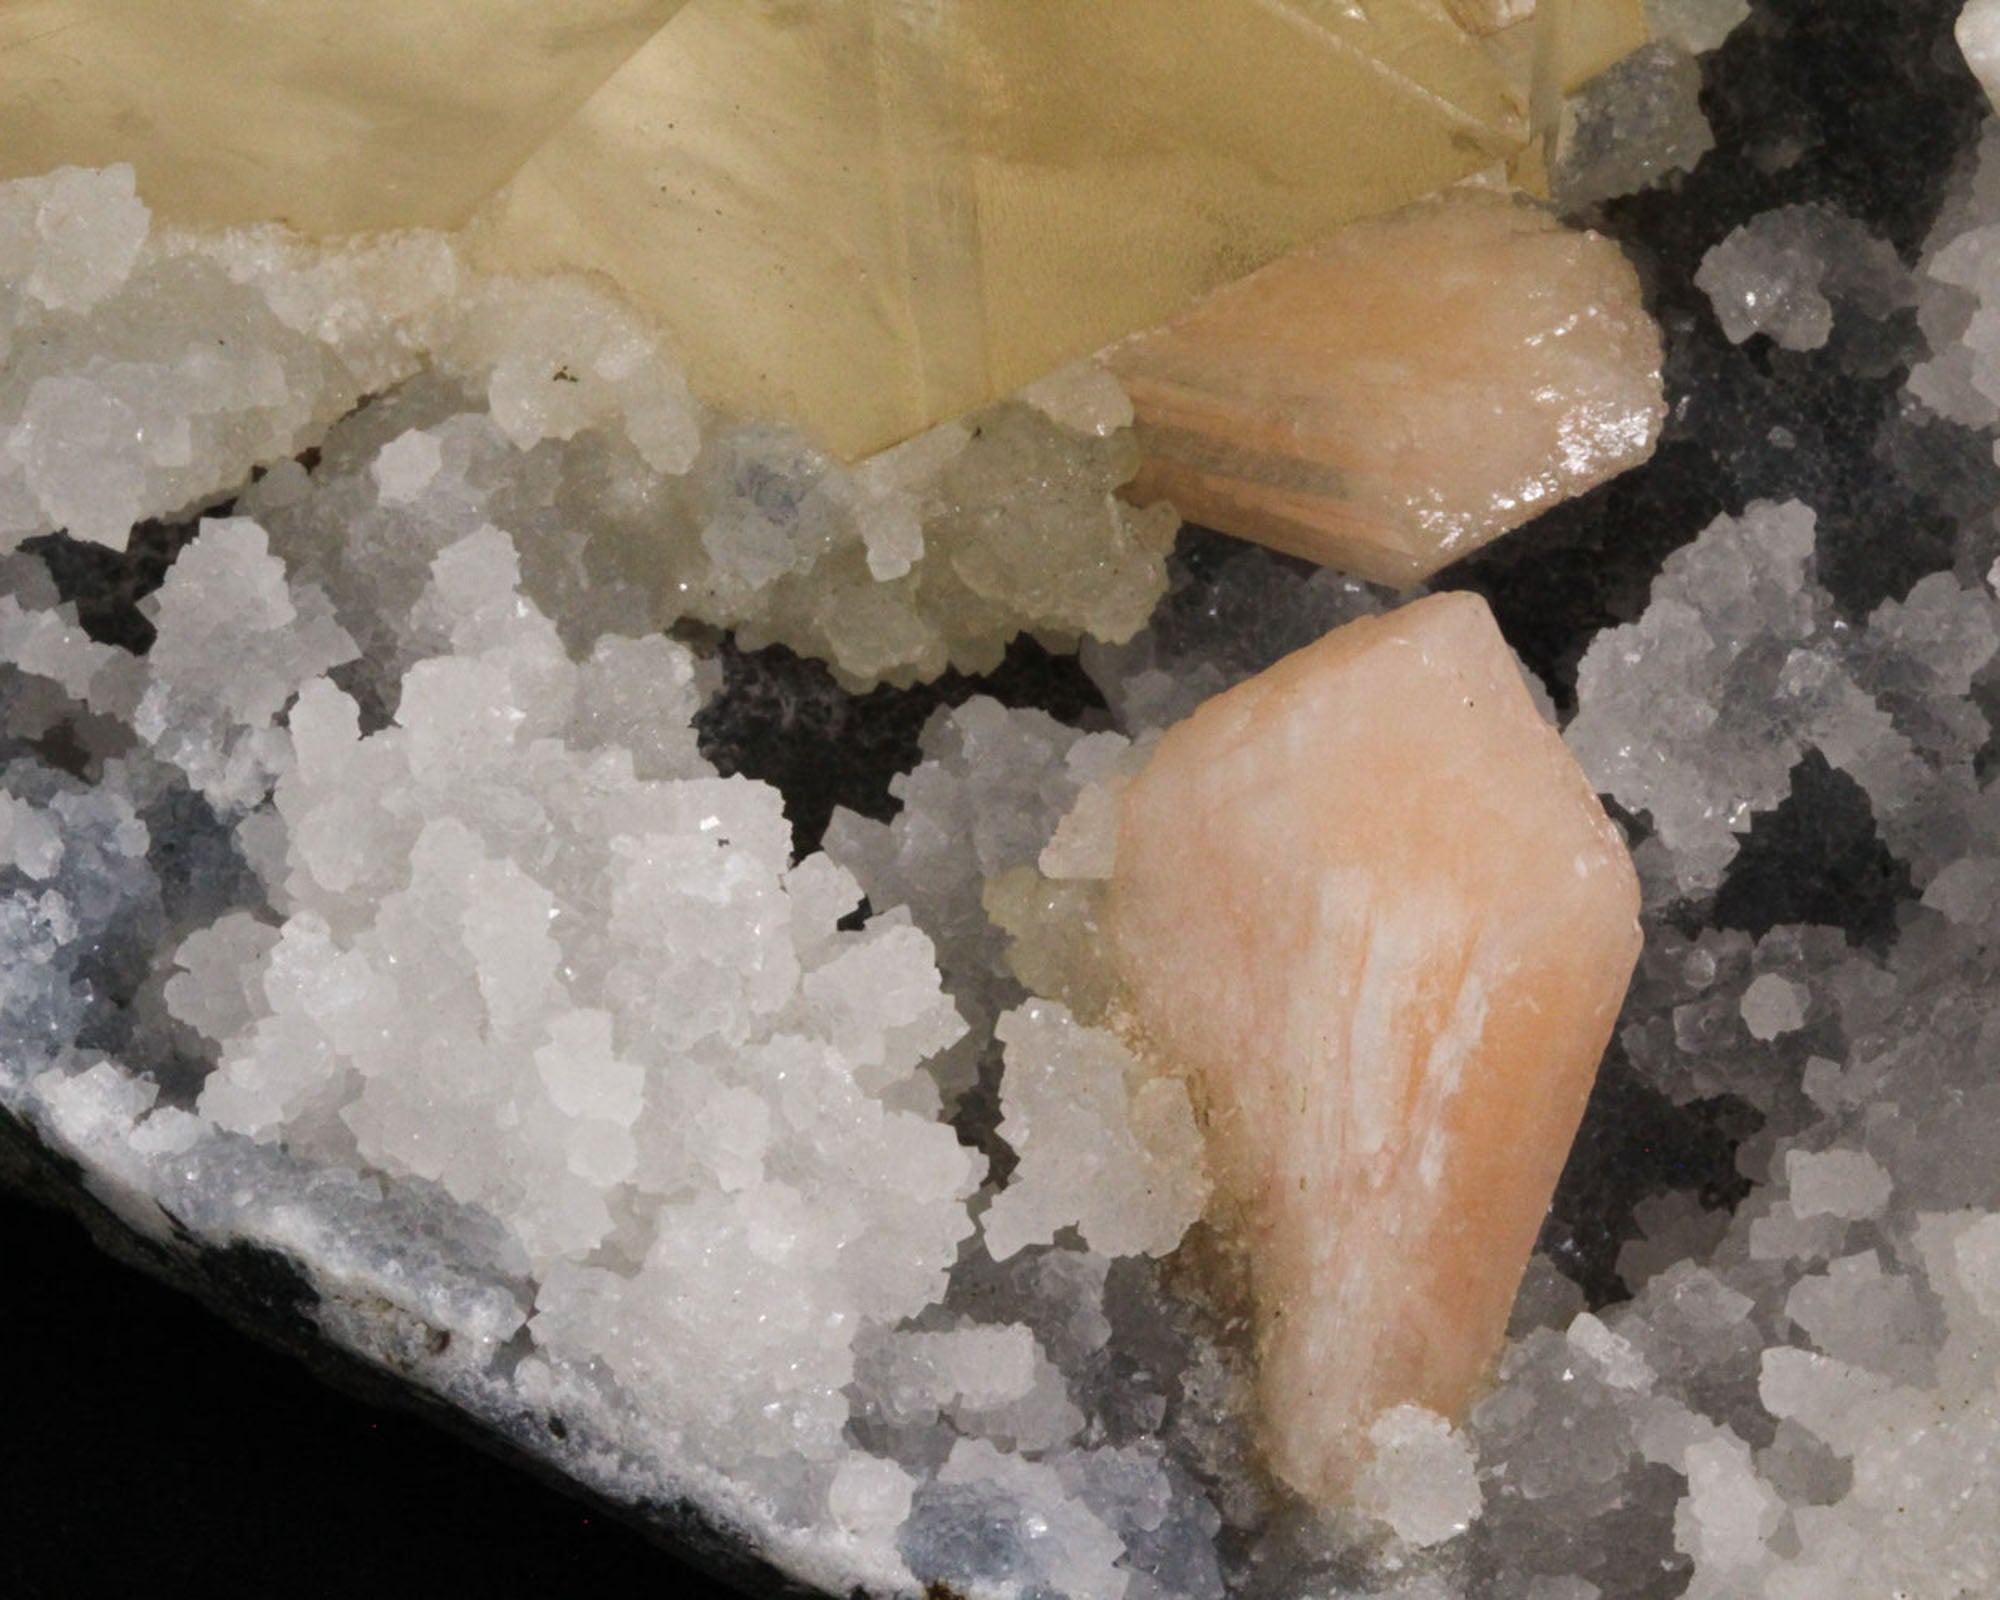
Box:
xmin=1547 ymin=0 xmax=1757 ymax=223
xmin=1908 ymin=120 xmax=2000 ymax=432
xmin=1567 ymin=497 xmax=1996 ymax=894
xmin=1466 ymin=905 xmax=2000 ymax=1599
xmin=1353 ymin=1406 xmax=1484 ymax=1550
xmin=1554 ymin=42 xmax=1717 ymax=212
xmin=0 ymin=161 xmax=1212 ymax=1600
xmin=0 ymin=165 xmax=1173 ymax=691
xmin=983 ymin=1001 xmax=1209 ymax=1264
xmin=8 ymin=505 xmax=987 ymax=1495
xmin=824 ymin=699 xmax=1139 ymax=1104
xmin=1695 ymin=204 xmax=1911 ymax=351
xmin=0 ymin=499 xmax=1229 ymax=1595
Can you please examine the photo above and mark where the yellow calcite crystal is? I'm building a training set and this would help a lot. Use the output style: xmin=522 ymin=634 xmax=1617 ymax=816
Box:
xmin=476 ymin=0 xmax=1648 ymax=459
xmin=1107 ymin=592 xmax=1641 ymax=1504
xmin=1104 ymin=189 xmax=1666 ymax=587
xmin=0 ymin=1 xmax=1648 ymax=456
xmin=0 ymin=1 xmax=687 ymax=233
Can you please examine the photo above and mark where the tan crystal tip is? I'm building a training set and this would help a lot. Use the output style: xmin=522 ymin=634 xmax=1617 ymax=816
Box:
xmin=1105 ymin=189 xmax=1667 ymax=587
xmin=1107 ymin=589 xmax=1642 ymax=1505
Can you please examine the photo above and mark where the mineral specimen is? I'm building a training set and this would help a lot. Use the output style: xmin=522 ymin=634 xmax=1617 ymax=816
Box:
xmin=1108 ymin=591 xmax=1642 ymax=1502
xmin=475 ymin=0 xmax=1646 ymax=456
xmin=0 ymin=1 xmax=688 ymax=234
xmin=16 ymin=3 xmax=2000 ymax=1597
xmin=1105 ymin=192 xmax=1665 ymax=586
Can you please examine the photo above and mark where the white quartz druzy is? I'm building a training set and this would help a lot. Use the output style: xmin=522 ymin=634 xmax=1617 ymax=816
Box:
xmin=982 ymin=1001 xmax=1208 ymax=1264
xmin=1353 ymin=1405 xmax=1483 ymax=1548
xmin=137 ymin=520 xmax=987 ymax=1485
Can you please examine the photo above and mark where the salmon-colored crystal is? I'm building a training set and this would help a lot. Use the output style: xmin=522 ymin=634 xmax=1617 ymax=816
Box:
xmin=1105 ymin=190 xmax=1666 ymax=587
xmin=1107 ymin=591 xmax=1641 ymax=1505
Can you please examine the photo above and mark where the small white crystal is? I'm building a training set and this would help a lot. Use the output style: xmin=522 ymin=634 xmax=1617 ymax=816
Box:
xmin=1696 ymin=205 xmax=1908 ymax=351
xmin=1740 ymin=972 xmax=1809 ymax=1040
xmin=1354 ymin=1405 xmax=1483 ymax=1548
xmin=982 ymin=1001 xmax=1208 ymax=1263
xmin=1784 ymin=1252 xmax=1930 ymax=1383
xmin=1960 ymin=0 xmax=2000 ymax=112
xmin=1674 ymin=1436 xmax=1782 ymax=1575
xmin=372 ymin=428 xmax=445 ymax=505
xmin=923 ymin=1439 xmax=1130 ymax=1600
xmin=534 ymin=1011 xmax=644 ymax=1125
xmin=1785 ymin=1147 xmax=1892 ymax=1221
xmin=0 ymin=594 xmax=117 ymax=700
xmin=0 ymin=793 xmax=62 ymax=880
xmin=1567 ymin=1311 xmax=1656 ymax=1390
xmin=166 ymin=912 xmax=283 ymax=1045
xmin=827 ymin=1455 xmax=917 ymax=1543
xmin=1017 ymin=360 xmax=1136 ymax=438
xmin=1555 ymin=44 xmax=1716 ymax=210
xmin=0 ymin=164 xmax=150 ymax=314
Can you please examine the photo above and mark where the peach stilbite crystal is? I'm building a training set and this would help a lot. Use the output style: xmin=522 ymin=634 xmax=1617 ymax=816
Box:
xmin=1105 ymin=190 xmax=1666 ymax=586
xmin=1107 ymin=590 xmax=1642 ymax=1504
xmin=0 ymin=1 xmax=688 ymax=234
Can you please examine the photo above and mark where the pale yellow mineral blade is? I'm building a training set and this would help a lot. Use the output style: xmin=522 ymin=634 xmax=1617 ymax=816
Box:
xmin=0 ymin=0 xmax=689 ymax=234
xmin=1541 ymin=0 xmax=1652 ymax=93
xmin=477 ymin=0 xmax=1618 ymax=459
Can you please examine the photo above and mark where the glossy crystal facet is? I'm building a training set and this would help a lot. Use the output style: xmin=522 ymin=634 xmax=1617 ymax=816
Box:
xmin=1108 ymin=591 xmax=1642 ymax=1503
xmin=476 ymin=0 xmax=1647 ymax=457
xmin=1105 ymin=190 xmax=1666 ymax=585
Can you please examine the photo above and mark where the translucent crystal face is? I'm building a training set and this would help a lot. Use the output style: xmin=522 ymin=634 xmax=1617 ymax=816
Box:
xmin=1108 ymin=591 xmax=1642 ymax=1502
xmin=476 ymin=0 xmax=1647 ymax=457
xmin=1106 ymin=190 xmax=1666 ymax=586
xmin=0 ymin=1 xmax=688 ymax=233
xmin=0 ymin=0 xmax=1648 ymax=457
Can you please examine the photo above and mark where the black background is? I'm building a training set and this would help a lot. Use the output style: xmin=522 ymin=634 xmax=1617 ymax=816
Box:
xmin=0 ymin=1188 xmax=721 ymax=1597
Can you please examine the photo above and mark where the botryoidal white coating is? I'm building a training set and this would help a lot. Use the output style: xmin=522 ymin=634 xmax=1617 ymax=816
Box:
xmin=1695 ymin=204 xmax=1912 ymax=352
xmin=0 ymin=164 xmax=1222 ymax=1600
xmin=1566 ymin=498 xmax=1997 ymax=896
xmin=1553 ymin=41 xmax=1717 ymax=213
xmin=0 ymin=165 xmax=1175 ymax=692
xmin=0 ymin=500 xmax=1230 ymax=1596
xmin=16 ymin=77 xmax=2000 ymax=1598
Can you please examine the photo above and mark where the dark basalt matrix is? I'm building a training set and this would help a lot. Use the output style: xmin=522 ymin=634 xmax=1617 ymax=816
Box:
xmin=4 ymin=0 xmax=1999 ymax=1595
